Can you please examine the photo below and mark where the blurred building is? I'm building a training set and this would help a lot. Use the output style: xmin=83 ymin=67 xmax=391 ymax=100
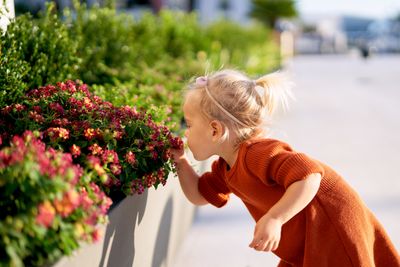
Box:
xmin=14 ymin=0 xmax=252 ymax=23
xmin=294 ymin=15 xmax=348 ymax=54
xmin=294 ymin=14 xmax=400 ymax=54
xmin=368 ymin=19 xmax=400 ymax=53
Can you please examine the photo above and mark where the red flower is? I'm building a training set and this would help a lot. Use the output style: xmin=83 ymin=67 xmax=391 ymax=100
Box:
xmin=170 ymin=136 xmax=184 ymax=149
xmin=101 ymin=150 xmax=118 ymax=164
xmin=80 ymin=188 xmax=94 ymax=210
xmin=29 ymin=111 xmax=44 ymax=123
xmin=36 ymin=201 xmax=55 ymax=228
xmin=125 ymin=151 xmax=136 ymax=165
xmin=84 ymin=128 xmax=96 ymax=140
xmin=89 ymin=143 xmax=103 ymax=155
xmin=54 ymin=189 xmax=81 ymax=217
xmin=49 ymin=102 xmax=65 ymax=115
xmin=70 ymin=144 xmax=81 ymax=158
xmin=110 ymin=163 xmax=121 ymax=175
xmin=46 ymin=127 xmax=70 ymax=141
xmin=112 ymin=130 xmax=123 ymax=140
xmin=92 ymin=228 xmax=102 ymax=242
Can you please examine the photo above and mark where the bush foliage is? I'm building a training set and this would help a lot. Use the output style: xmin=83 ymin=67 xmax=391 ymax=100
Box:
xmin=1 ymin=2 xmax=280 ymax=131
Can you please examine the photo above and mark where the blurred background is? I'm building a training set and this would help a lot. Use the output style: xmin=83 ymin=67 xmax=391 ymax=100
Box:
xmin=1 ymin=1 xmax=399 ymax=266
xmin=8 ymin=0 xmax=400 ymax=56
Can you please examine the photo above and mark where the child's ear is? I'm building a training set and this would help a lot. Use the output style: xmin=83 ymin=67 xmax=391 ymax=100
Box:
xmin=209 ymin=120 xmax=224 ymax=141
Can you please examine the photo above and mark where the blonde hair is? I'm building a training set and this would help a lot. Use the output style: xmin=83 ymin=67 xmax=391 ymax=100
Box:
xmin=187 ymin=69 xmax=293 ymax=145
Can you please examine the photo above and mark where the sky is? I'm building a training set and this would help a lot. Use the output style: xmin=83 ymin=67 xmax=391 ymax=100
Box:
xmin=297 ymin=0 xmax=400 ymax=19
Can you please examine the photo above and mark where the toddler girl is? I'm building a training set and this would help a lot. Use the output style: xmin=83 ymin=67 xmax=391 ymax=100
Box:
xmin=170 ymin=69 xmax=400 ymax=267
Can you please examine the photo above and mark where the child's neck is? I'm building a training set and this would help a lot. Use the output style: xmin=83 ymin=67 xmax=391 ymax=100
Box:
xmin=218 ymin=141 xmax=240 ymax=169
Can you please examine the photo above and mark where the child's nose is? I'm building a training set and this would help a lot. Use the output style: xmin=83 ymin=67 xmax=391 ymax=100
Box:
xmin=184 ymin=129 xmax=188 ymax=138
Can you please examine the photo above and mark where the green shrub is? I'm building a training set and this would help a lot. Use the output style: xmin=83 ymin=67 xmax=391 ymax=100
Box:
xmin=1 ymin=3 xmax=280 ymax=131
xmin=66 ymin=3 xmax=137 ymax=85
xmin=0 ymin=4 xmax=79 ymax=107
xmin=204 ymin=20 xmax=281 ymax=74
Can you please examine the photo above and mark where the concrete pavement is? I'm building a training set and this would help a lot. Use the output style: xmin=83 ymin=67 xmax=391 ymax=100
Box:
xmin=172 ymin=54 xmax=400 ymax=267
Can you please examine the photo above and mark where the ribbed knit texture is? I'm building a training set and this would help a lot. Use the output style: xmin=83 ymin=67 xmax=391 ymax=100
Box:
xmin=198 ymin=138 xmax=400 ymax=267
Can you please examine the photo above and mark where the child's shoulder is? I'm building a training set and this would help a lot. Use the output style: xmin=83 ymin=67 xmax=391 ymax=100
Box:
xmin=239 ymin=138 xmax=295 ymax=164
xmin=242 ymin=137 xmax=293 ymax=152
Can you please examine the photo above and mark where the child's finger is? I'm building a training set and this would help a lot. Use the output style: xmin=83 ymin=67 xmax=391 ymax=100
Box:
xmin=264 ymin=240 xmax=275 ymax=252
xmin=272 ymin=240 xmax=279 ymax=251
xmin=249 ymin=237 xmax=262 ymax=248
xmin=256 ymin=241 xmax=269 ymax=251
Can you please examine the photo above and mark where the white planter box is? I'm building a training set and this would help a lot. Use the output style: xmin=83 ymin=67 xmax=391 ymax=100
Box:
xmin=53 ymin=155 xmax=212 ymax=267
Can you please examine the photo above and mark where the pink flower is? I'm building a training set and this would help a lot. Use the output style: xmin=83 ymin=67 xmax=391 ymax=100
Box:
xmin=125 ymin=151 xmax=136 ymax=165
xmin=84 ymin=128 xmax=96 ymax=140
xmin=78 ymin=83 xmax=89 ymax=96
xmin=46 ymin=127 xmax=70 ymax=141
xmin=92 ymin=228 xmax=102 ymax=242
xmin=49 ymin=102 xmax=65 ymax=115
xmin=80 ymin=188 xmax=94 ymax=210
xmin=13 ymin=104 xmax=26 ymax=112
xmin=170 ymin=136 xmax=184 ymax=149
xmin=1 ymin=105 xmax=12 ymax=115
xmin=110 ymin=163 xmax=121 ymax=175
xmin=100 ymin=196 xmax=112 ymax=214
xmin=66 ymin=80 xmax=77 ymax=94
xmin=36 ymin=201 xmax=56 ymax=228
xmin=57 ymin=82 xmax=68 ymax=91
xmin=112 ymin=130 xmax=123 ymax=140
xmin=70 ymin=144 xmax=81 ymax=158
xmin=54 ymin=190 xmax=81 ymax=217
xmin=151 ymin=132 xmax=160 ymax=141
xmin=83 ymin=97 xmax=94 ymax=110
xmin=88 ymin=143 xmax=103 ymax=155
xmin=28 ymin=111 xmax=45 ymax=123
xmin=151 ymin=151 xmax=158 ymax=160
xmin=33 ymin=106 xmax=42 ymax=113
xmin=101 ymin=150 xmax=118 ymax=164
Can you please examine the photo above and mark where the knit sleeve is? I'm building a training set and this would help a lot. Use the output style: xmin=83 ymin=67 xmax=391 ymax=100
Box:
xmin=198 ymin=158 xmax=231 ymax=208
xmin=244 ymin=140 xmax=325 ymax=189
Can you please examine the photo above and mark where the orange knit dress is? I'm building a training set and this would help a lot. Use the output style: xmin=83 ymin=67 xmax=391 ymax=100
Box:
xmin=198 ymin=138 xmax=400 ymax=267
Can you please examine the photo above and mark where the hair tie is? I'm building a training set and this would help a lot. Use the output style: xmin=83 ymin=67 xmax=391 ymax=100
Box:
xmin=196 ymin=76 xmax=208 ymax=87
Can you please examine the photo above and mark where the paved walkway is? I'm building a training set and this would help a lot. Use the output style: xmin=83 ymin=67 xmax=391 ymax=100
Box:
xmin=172 ymin=54 xmax=400 ymax=267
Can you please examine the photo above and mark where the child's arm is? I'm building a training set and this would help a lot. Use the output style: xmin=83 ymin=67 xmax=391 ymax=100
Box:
xmin=171 ymin=149 xmax=208 ymax=206
xmin=249 ymin=173 xmax=321 ymax=252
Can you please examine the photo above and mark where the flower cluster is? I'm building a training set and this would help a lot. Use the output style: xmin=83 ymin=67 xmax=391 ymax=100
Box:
xmin=0 ymin=131 xmax=112 ymax=266
xmin=0 ymin=80 xmax=183 ymax=197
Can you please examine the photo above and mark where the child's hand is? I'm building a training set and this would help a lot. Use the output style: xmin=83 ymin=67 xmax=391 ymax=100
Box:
xmin=249 ymin=213 xmax=282 ymax=252
xmin=168 ymin=137 xmax=185 ymax=165
xmin=169 ymin=147 xmax=185 ymax=164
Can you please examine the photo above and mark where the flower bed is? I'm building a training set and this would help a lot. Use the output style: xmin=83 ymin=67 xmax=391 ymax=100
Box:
xmin=0 ymin=81 xmax=183 ymax=266
xmin=0 ymin=80 xmax=182 ymax=197
xmin=0 ymin=131 xmax=111 ymax=266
